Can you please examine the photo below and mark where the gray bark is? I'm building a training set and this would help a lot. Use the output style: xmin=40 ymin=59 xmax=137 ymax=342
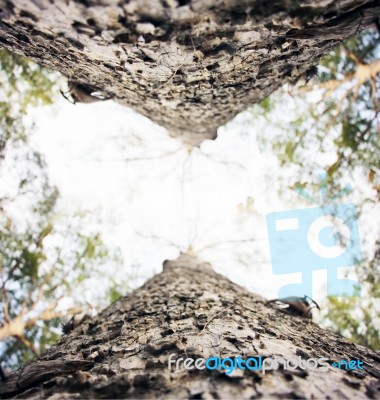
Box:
xmin=0 ymin=1 xmax=379 ymax=145
xmin=1 ymin=253 xmax=379 ymax=399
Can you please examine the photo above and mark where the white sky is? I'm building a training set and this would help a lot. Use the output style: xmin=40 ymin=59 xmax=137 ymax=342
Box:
xmin=27 ymin=96 xmax=377 ymax=313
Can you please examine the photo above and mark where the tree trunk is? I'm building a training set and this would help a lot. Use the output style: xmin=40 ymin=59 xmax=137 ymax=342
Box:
xmin=1 ymin=253 xmax=379 ymax=399
xmin=0 ymin=1 xmax=379 ymax=145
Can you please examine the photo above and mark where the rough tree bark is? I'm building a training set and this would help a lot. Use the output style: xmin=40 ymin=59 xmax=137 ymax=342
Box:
xmin=1 ymin=254 xmax=379 ymax=399
xmin=0 ymin=1 xmax=379 ymax=145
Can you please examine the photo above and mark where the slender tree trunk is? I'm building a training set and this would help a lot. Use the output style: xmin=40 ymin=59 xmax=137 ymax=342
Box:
xmin=1 ymin=253 xmax=379 ymax=399
xmin=0 ymin=1 xmax=379 ymax=145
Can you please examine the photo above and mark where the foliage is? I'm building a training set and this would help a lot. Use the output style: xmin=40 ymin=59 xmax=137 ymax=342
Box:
xmin=0 ymin=48 xmax=57 ymax=155
xmin=323 ymin=245 xmax=379 ymax=350
xmin=253 ymin=28 xmax=380 ymax=350
xmin=256 ymin=29 xmax=379 ymax=195
xmin=0 ymin=49 xmax=127 ymax=370
xmin=0 ymin=209 xmax=124 ymax=369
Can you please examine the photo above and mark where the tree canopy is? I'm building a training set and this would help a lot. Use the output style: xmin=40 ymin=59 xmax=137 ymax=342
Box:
xmin=254 ymin=28 xmax=379 ymax=350
xmin=0 ymin=49 xmax=127 ymax=370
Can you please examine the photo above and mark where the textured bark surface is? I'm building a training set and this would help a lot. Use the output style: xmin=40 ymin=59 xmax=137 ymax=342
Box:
xmin=1 ymin=254 xmax=379 ymax=399
xmin=0 ymin=1 xmax=379 ymax=145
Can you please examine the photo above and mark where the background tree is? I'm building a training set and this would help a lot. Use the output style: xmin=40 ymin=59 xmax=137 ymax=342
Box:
xmin=254 ymin=28 xmax=380 ymax=350
xmin=0 ymin=49 xmax=127 ymax=370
